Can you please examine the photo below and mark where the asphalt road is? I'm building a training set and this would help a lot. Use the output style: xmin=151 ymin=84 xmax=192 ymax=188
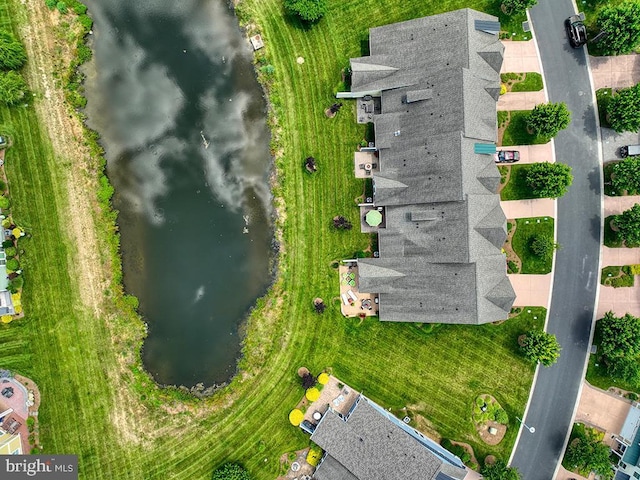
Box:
xmin=509 ymin=1 xmax=602 ymax=479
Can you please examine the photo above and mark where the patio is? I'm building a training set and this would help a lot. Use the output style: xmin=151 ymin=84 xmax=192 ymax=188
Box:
xmin=338 ymin=264 xmax=378 ymax=318
xmin=301 ymin=375 xmax=360 ymax=425
xmin=359 ymin=205 xmax=386 ymax=233
xmin=353 ymin=151 xmax=379 ymax=179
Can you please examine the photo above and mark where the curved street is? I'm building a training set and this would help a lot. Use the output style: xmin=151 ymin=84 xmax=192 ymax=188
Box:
xmin=509 ymin=1 xmax=602 ymax=479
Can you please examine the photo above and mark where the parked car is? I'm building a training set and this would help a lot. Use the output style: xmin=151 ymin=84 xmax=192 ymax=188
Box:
xmin=620 ymin=145 xmax=640 ymax=158
xmin=565 ymin=13 xmax=587 ymax=48
xmin=494 ymin=150 xmax=520 ymax=163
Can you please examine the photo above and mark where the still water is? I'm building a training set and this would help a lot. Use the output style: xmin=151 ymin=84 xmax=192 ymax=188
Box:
xmin=83 ymin=0 xmax=273 ymax=387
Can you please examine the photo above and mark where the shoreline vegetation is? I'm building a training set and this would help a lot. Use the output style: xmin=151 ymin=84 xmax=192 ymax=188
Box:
xmin=0 ymin=0 xmax=542 ymax=478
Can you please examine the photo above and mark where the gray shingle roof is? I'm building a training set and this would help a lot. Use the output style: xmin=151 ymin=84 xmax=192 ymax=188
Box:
xmin=311 ymin=398 xmax=467 ymax=480
xmin=349 ymin=8 xmax=514 ymax=325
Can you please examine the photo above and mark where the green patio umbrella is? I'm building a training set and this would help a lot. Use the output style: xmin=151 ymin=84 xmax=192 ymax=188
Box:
xmin=365 ymin=209 xmax=383 ymax=227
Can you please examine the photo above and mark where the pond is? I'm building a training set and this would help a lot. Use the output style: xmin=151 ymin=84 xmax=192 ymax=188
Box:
xmin=83 ymin=0 xmax=273 ymax=388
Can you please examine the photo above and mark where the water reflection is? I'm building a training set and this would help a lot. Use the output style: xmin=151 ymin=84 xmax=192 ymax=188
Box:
xmin=84 ymin=0 xmax=273 ymax=387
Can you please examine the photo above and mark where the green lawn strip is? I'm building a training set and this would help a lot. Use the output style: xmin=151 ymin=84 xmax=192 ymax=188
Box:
xmin=0 ymin=0 xmax=545 ymax=478
xmin=600 ymin=265 xmax=634 ymax=287
xmin=501 ymin=72 xmax=543 ymax=92
xmin=500 ymin=164 xmax=537 ymax=200
xmin=511 ymin=217 xmax=555 ymax=274
xmin=603 ymin=161 xmax=617 ymax=196
xmin=595 ymin=88 xmax=612 ymax=128
xmin=501 ymin=110 xmax=550 ymax=146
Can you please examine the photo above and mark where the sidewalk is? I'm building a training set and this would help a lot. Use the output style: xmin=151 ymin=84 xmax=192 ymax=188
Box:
xmin=604 ymin=195 xmax=640 ymax=217
xmin=497 ymin=91 xmax=546 ymax=111
xmin=501 ymin=40 xmax=541 ymax=73
xmin=589 ymin=54 xmax=640 ymax=90
xmin=497 ymin=144 xmax=553 ymax=164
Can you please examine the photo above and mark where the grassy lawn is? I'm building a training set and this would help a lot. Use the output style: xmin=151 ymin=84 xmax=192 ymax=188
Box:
xmin=0 ymin=0 xmax=545 ymax=478
xmin=511 ymin=217 xmax=555 ymax=274
xmin=601 ymin=265 xmax=634 ymax=287
xmin=501 ymin=72 xmax=543 ymax=92
xmin=500 ymin=164 xmax=537 ymax=200
xmin=501 ymin=111 xmax=550 ymax=146
xmin=596 ymin=88 xmax=612 ymax=128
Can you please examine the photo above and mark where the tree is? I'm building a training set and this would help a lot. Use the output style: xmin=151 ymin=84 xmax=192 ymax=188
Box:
xmin=333 ymin=216 xmax=352 ymax=230
xmin=481 ymin=459 xmax=521 ymax=480
xmin=530 ymin=234 xmax=560 ymax=259
xmin=0 ymin=30 xmax=27 ymax=70
xmin=606 ymin=83 xmax=640 ymax=133
xmin=520 ymin=330 xmax=561 ymax=366
xmin=313 ymin=299 xmax=326 ymax=314
xmin=564 ymin=426 xmax=613 ymax=479
xmin=5 ymin=258 xmax=18 ymax=272
xmin=211 ymin=463 xmax=252 ymax=480
xmin=301 ymin=372 xmax=317 ymax=389
xmin=305 ymin=156 xmax=317 ymax=173
xmin=0 ymin=195 xmax=10 ymax=210
xmin=501 ymin=0 xmax=537 ymax=15
xmin=612 ymin=157 xmax=640 ymax=194
xmin=597 ymin=311 xmax=640 ymax=361
xmin=595 ymin=2 xmax=640 ymax=56
xmin=525 ymin=162 xmax=573 ymax=198
xmin=0 ymin=70 xmax=27 ymax=106
xmin=526 ymin=102 xmax=571 ymax=139
xmin=614 ymin=204 xmax=640 ymax=246
xmin=283 ymin=0 xmax=327 ymax=23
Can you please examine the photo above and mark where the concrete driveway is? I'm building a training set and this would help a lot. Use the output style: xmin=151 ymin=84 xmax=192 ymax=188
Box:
xmin=601 ymin=128 xmax=640 ymax=164
xmin=590 ymin=54 xmax=640 ymax=90
xmin=501 ymin=40 xmax=542 ymax=73
xmin=510 ymin=274 xmax=552 ymax=307
xmin=575 ymin=382 xmax=631 ymax=447
xmin=498 ymin=91 xmax=546 ymax=111
xmin=500 ymin=198 xmax=555 ymax=218
xmin=497 ymin=144 xmax=554 ymax=164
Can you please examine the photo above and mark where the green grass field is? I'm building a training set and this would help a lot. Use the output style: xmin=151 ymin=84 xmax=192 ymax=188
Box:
xmin=600 ymin=265 xmax=634 ymax=288
xmin=500 ymin=164 xmax=537 ymax=200
xmin=501 ymin=111 xmax=550 ymax=146
xmin=511 ymin=217 xmax=555 ymax=274
xmin=0 ymin=0 xmax=544 ymax=477
xmin=501 ymin=72 xmax=543 ymax=92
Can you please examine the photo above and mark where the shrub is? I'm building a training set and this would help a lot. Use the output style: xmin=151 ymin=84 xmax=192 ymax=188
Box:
xmin=611 ymin=157 xmax=640 ymax=194
xmin=332 ymin=216 xmax=352 ymax=230
xmin=72 ymin=2 xmax=87 ymax=14
xmin=2 ymin=240 xmax=13 ymax=249
xmin=97 ymin=175 xmax=114 ymax=203
xmin=525 ymin=162 xmax=573 ymax=198
xmin=501 ymin=0 xmax=537 ymax=15
xmin=530 ymin=234 xmax=559 ymax=259
xmin=76 ymin=44 xmax=92 ymax=64
xmin=259 ymin=64 xmax=275 ymax=75
xmin=631 ymin=264 xmax=640 ymax=275
xmin=4 ymin=246 xmax=16 ymax=257
xmin=481 ymin=459 xmax=521 ymax=480
xmin=45 ymin=0 xmax=56 ymax=9
xmin=0 ymin=195 xmax=10 ymax=210
xmin=77 ymin=14 xmax=93 ymax=32
xmin=283 ymin=0 xmax=327 ymax=23
xmin=494 ymin=408 xmax=509 ymax=424
xmin=0 ymin=70 xmax=28 ymax=107
xmin=500 ymin=84 xmax=507 ymax=95
xmin=7 ymin=276 xmax=23 ymax=293
xmin=0 ymin=30 xmax=27 ymax=70
xmin=56 ymin=1 xmax=68 ymax=13
xmin=301 ymin=372 xmax=316 ymax=389
xmin=211 ymin=462 xmax=252 ymax=480
xmin=526 ymin=102 xmax=571 ymax=139
xmin=306 ymin=444 xmax=323 ymax=467
xmin=6 ymin=258 xmax=19 ymax=272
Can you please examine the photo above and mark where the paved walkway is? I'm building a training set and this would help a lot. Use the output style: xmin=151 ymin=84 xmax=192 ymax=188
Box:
xmin=589 ymin=54 xmax=640 ymax=90
xmin=500 ymin=198 xmax=555 ymax=218
xmin=604 ymin=195 xmax=640 ymax=217
xmin=501 ymin=40 xmax=541 ymax=73
xmin=575 ymin=382 xmax=631 ymax=447
xmin=497 ymin=91 xmax=546 ymax=111
xmin=509 ymin=274 xmax=552 ymax=307
xmin=497 ymin=144 xmax=554 ymax=164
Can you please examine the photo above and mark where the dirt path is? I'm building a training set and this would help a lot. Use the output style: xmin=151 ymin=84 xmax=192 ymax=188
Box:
xmin=18 ymin=1 xmax=106 ymax=317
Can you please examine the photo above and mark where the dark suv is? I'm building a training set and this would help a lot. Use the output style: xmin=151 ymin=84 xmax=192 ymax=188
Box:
xmin=565 ymin=13 xmax=587 ymax=48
